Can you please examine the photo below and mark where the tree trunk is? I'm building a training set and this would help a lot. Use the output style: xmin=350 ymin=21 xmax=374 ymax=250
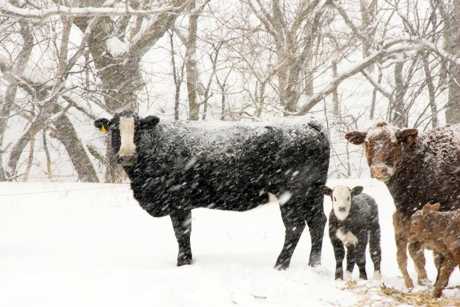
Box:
xmin=391 ymin=62 xmax=407 ymax=127
xmin=52 ymin=113 xmax=99 ymax=182
xmin=0 ymin=22 xmax=33 ymax=180
xmin=331 ymin=60 xmax=340 ymax=119
xmin=186 ymin=0 xmax=199 ymax=120
xmin=447 ymin=0 xmax=460 ymax=124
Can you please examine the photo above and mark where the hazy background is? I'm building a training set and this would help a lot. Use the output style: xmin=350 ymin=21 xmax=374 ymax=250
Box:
xmin=0 ymin=0 xmax=458 ymax=182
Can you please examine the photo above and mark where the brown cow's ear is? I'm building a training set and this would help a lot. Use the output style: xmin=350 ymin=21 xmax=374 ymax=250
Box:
xmin=345 ymin=131 xmax=367 ymax=145
xmin=320 ymin=185 xmax=333 ymax=196
xmin=396 ymin=128 xmax=418 ymax=144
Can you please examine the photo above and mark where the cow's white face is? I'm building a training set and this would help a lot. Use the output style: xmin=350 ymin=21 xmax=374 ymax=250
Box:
xmin=331 ymin=186 xmax=352 ymax=221
xmin=321 ymin=185 xmax=363 ymax=221
xmin=118 ymin=116 xmax=137 ymax=160
xmin=94 ymin=112 xmax=160 ymax=166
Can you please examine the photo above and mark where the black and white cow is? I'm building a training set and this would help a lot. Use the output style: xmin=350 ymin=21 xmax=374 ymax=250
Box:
xmin=321 ymin=185 xmax=381 ymax=280
xmin=94 ymin=111 xmax=330 ymax=269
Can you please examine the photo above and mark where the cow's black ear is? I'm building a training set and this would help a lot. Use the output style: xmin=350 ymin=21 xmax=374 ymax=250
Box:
xmin=351 ymin=186 xmax=363 ymax=196
xmin=396 ymin=128 xmax=418 ymax=144
xmin=345 ymin=131 xmax=367 ymax=145
xmin=94 ymin=118 xmax=110 ymax=134
xmin=320 ymin=185 xmax=333 ymax=196
xmin=140 ymin=115 xmax=160 ymax=129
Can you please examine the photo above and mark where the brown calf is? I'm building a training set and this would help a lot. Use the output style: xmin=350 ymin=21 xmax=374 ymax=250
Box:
xmin=409 ymin=203 xmax=460 ymax=297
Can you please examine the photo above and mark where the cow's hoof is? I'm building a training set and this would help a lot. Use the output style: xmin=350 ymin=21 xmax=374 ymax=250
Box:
xmin=177 ymin=259 xmax=193 ymax=266
xmin=177 ymin=255 xmax=193 ymax=266
xmin=308 ymin=255 xmax=321 ymax=267
xmin=404 ymin=277 xmax=414 ymax=290
xmin=433 ymin=288 xmax=442 ymax=298
xmin=274 ymin=263 xmax=289 ymax=270
xmin=418 ymin=278 xmax=431 ymax=286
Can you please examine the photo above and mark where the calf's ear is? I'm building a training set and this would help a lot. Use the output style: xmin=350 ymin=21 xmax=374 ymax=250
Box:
xmin=422 ymin=202 xmax=441 ymax=215
xmin=320 ymin=185 xmax=333 ymax=196
xmin=396 ymin=128 xmax=418 ymax=144
xmin=345 ymin=131 xmax=367 ymax=145
xmin=140 ymin=115 xmax=160 ymax=129
xmin=351 ymin=186 xmax=363 ymax=196
xmin=94 ymin=118 xmax=110 ymax=134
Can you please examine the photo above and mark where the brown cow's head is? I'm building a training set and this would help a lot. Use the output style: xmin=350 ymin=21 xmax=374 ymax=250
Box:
xmin=345 ymin=122 xmax=418 ymax=182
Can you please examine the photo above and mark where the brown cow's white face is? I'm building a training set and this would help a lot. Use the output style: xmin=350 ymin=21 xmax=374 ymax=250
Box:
xmin=345 ymin=122 xmax=418 ymax=182
xmin=94 ymin=112 xmax=160 ymax=166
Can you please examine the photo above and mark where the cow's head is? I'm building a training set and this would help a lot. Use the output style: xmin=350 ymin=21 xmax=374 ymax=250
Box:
xmin=321 ymin=185 xmax=363 ymax=221
xmin=94 ymin=111 xmax=160 ymax=166
xmin=408 ymin=202 xmax=440 ymax=242
xmin=345 ymin=122 xmax=418 ymax=182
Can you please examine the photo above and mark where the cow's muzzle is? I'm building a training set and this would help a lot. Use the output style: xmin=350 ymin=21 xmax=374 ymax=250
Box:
xmin=370 ymin=164 xmax=394 ymax=181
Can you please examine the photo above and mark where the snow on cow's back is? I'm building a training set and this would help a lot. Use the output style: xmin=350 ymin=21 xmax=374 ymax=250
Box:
xmin=147 ymin=117 xmax=326 ymax=158
xmin=421 ymin=124 xmax=460 ymax=175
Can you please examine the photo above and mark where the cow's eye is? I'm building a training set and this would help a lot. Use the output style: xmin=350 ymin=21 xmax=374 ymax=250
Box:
xmin=333 ymin=196 xmax=336 ymax=201
xmin=347 ymin=197 xmax=350 ymax=201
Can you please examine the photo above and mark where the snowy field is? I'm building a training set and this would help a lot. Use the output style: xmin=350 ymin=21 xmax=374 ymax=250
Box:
xmin=1 ymin=180 xmax=459 ymax=307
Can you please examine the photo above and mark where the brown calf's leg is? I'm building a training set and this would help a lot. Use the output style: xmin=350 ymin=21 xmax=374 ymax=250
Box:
xmin=433 ymin=256 xmax=456 ymax=298
xmin=393 ymin=211 xmax=414 ymax=289
xmin=408 ymin=241 xmax=429 ymax=285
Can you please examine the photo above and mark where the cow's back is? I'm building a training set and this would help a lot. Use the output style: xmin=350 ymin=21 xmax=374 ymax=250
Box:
xmin=389 ymin=124 xmax=460 ymax=214
xmin=422 ymin=125 xmax=460 ymax=209
xmin=129 ymin=119 xmax=329 ymax=216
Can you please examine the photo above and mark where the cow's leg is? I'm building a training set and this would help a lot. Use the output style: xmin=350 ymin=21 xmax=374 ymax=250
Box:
xmin=408 ymin=241 xmax=429 ymax=285
xmin=345 ymin=245 xmax=356 ymax=280
xmin=275 ymin=203 xmax=306 ymax=270
xmin=331 ymin=236 xmax=345 ymax=280
xmin=433 ymin=256 xmax=456 ymax=298
xmin=393 ymin=211 xmax=414 ymax=289
xmin=434 ymin=253 xmax=445 ymax=285
xmin=369 ymin=218 xmax=382 ymax=279
xmin=306 ymin=197 xmax=327 ymax=267
xmin=170 ymin=210 xmax=193 ymax=266
xmin=356 ymin=232 xmax=368 ymax=280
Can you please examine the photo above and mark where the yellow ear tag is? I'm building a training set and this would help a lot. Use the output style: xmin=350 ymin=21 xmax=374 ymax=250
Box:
xmin=100 ymin=126 xmax=108 ymax=134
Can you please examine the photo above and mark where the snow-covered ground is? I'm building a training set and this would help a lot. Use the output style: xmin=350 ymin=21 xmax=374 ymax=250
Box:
xmin=1 ymin=180 xmax=459 ymax=306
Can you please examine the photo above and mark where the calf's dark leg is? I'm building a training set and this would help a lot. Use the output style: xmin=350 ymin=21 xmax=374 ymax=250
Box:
xmin=345 ymin=245 xmax=356 ymax=279
xmin=275 ymin=202 xmax=306 ymax=270
xmin=170 ymin=210 xmax=193 ymax=266
xmin=356 ymin=232 xmax=368 ymax=280
xmin=369 ymin=218 xmax=382 ymax=278
xmin=306 ymin=195 xmax=327 ymax=267
xmin=330 ymin=235 xmax=345 ymax=280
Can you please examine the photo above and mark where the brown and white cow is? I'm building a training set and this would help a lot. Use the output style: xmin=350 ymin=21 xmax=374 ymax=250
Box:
xmin=345 ymin=122 xmax=460 ymax=289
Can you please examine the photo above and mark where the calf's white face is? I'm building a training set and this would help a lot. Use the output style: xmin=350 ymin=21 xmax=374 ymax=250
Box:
xmin=321 ymin=185 xmax=364 ymax=221
xmin=118 ymin=116 xmax=137 ymax=158
xmin=331 ymin=186 xmax=352 ymax=221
